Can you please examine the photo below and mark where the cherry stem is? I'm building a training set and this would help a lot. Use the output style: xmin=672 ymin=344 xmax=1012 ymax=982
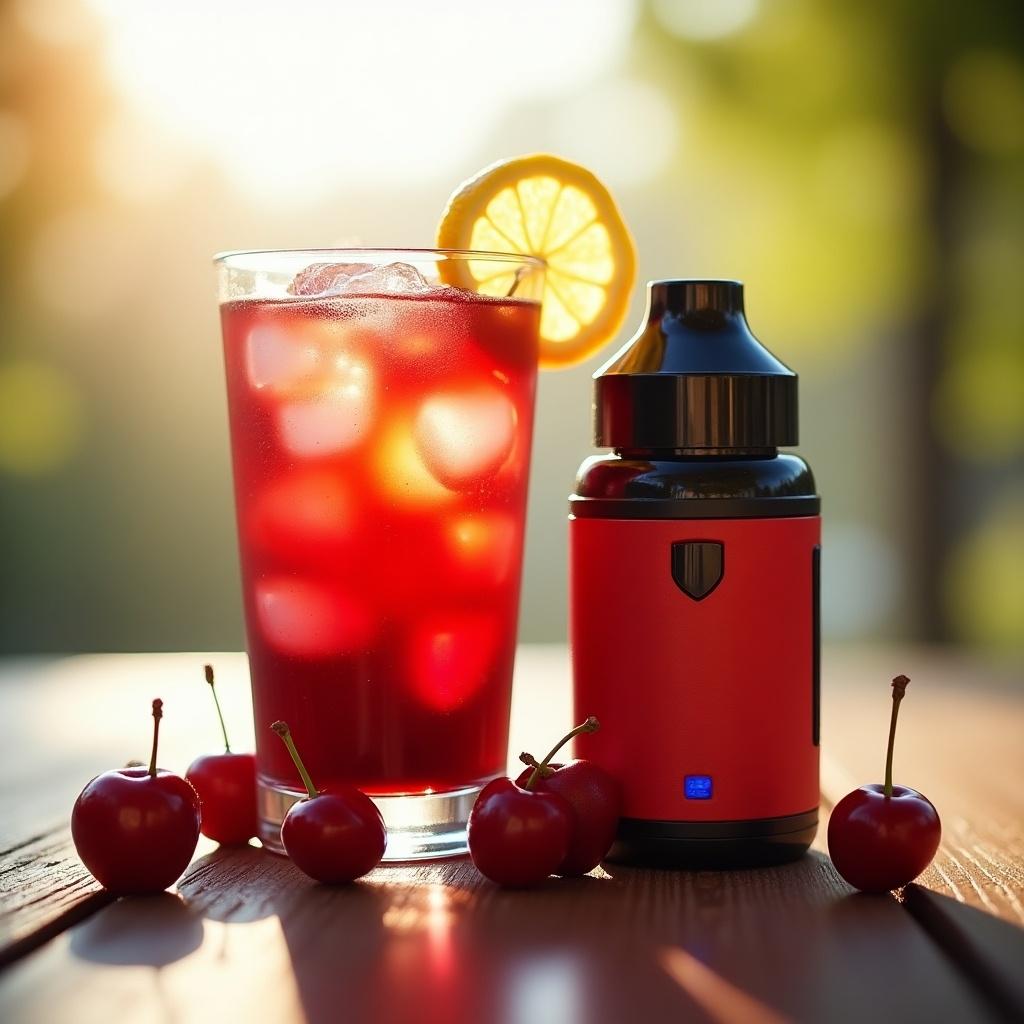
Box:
xmin=204 ymin=664 xmax=231 ymax=753
xmin=519 ymin=752 xmax=555 ymax=779
xmin=884 ymin=675 xmax=910 ymax=799
xmin=525 ymin=716 xmax=600 ymax=791
xmin=148 ymin=699 xmax=163 ymax=778
xmin=271 ymin=721 xmax=318 ymax=800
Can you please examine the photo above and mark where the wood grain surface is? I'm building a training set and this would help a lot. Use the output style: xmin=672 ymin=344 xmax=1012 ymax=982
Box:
xmin=0 ymin=826 xmax=110 ymax=969
xmin=0 ymin=646 xmax=1020 ymax=1023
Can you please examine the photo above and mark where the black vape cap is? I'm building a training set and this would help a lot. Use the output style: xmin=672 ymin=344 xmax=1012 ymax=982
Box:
xmin=594 ymin=280 xmax=798 ymax=450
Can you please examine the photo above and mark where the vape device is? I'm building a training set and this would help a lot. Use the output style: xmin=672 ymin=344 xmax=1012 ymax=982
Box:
xmin=570 ymin=280 xmax=820 ymax=868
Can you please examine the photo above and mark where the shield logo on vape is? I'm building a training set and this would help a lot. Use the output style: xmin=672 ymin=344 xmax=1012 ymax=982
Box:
xmin=671 ymin=541 xmax=724 ymax=601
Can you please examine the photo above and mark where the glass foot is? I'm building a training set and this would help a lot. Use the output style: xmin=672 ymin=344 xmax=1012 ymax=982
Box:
xmin=258 ymin=777 xmax=491 ymax=861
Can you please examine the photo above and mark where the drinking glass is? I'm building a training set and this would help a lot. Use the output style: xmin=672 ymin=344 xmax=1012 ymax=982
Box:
xmin=215 ymin=249 xmax=544 ymax=859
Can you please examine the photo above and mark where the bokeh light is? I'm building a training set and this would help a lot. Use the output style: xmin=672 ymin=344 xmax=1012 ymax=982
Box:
xmin=0 ymin=359 xmax=83 ymax=475
xmin=652 ymin=0 xmax=760 ymax=41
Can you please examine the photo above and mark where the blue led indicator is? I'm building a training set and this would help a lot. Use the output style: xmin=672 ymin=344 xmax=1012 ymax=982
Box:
xmin=684 ymin=775 xmax=713 ymax=799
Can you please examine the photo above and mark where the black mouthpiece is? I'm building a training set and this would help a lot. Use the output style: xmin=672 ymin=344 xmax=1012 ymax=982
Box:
xmin=593 ymin=279 xmax=798 ymax=450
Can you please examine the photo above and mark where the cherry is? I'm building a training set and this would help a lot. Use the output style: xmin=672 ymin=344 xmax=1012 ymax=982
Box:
xmin=515 ymin=723 xmax=621 ymax=876
xmin=828 ymin=674 xmax=941 ymax=893
xmin=72 ymin=699 xmax=201 ymax=895
xmin=185 ymin=664 xmax=258 ymax=845
xmin=468 ymin=718 xmax=605 ymax=887
xmin=467 ymin=779 xmax=571 ymax=887
xmin=271 ymin=721 xmax=386 ymax=883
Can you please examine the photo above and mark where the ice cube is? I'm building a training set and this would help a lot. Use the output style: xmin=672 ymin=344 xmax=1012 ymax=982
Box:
xmin=277 ymin=353 xmax=374 ymax=457
xmin=246 ymin=324 xmax=319 ymax=391
xmin=278 ymin=389 xmax=371 ymax=457
xmin=290 ymin=261 xmax=433 ymax=298
xmin=255 ymin=577 xmax=376 ymax=658
xmin=249 ymin=469 xmax=354 ymax=562
xmin=406 ymin=612 xmax=501 ymax=710
xmin=289 ymin=262 xmax=370 ymax=297
xmin=414 ymin=386 xmax=517 ymax=490
xmin=341 ymin=262 xmax=433 ymax=295
xmin=447 ymin=513 xmax=518 ymax=589
xmin=373 ymin=419 xmax=456 ymax=507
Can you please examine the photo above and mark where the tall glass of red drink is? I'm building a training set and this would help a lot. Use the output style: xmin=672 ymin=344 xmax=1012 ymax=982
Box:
xmin=215 ymin=250 xmax=544 ymax=859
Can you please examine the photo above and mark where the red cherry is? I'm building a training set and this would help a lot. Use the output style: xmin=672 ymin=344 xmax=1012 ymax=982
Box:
xmin=186 ymin=752 xmax=257 ymax=845
xmin=467 ymin=777 xmax=572 ymax=887
xmin=271 ymin=721 xmax=385 ymax=883
xmin=281 ymin=786 xmax=386 ymax=884
xmin=515 ymin=757 xmax=621 ymax=876
xmin=72 ymin=699 xmax=200 ymax=894
xmin=827 ymin=675 xmax=942 ymax=893
xmin=469 ymin=716 xmax=609 ymax=886
xmin=828 ymin=784 xmax=940 ymax=892
xmin=186 ymin=665 xmax=258 ymax=845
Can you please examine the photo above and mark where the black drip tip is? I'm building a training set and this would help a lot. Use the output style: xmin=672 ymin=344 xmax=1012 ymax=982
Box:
xmin=653 ymin=279 xmax=745 ymax=317
xmin=594 ymin=280 xmax=798 ymax=450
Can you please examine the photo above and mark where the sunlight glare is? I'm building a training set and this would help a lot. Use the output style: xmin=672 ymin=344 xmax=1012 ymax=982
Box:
xmin=658 ymin=946 xmax=789 ymax=1024
xmin=652 ymin=0 xmax=760 ymax=41
xmin=93 ymin=114 xmax=193 ymax=202
xmin=508 ymin=954 xmax=585 ymax=1024
xmin=84 ymin=0 xmax=637 ymax=204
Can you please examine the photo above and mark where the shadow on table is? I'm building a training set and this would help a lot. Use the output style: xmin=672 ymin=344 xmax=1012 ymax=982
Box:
xmin=903 ymin=884 xmax=1024 ymax=1021
xmin=825 ymin=884 xmax=1024 ymax=1022
xmin=69 ymin=892 xmax=203 ymax=967
xmin=179 ymin=843 xmax=396 ymax=1019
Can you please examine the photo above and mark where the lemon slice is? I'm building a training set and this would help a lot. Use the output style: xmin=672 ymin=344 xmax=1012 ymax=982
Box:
xmin=437 ymin=154 xmax=636 ymax=369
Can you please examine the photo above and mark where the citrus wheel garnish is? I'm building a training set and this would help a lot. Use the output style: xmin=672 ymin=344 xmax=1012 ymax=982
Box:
xmin=436 ymin=154 xmax=636 ymax=369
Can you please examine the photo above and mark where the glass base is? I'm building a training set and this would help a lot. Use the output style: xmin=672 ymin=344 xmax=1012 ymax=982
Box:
xmin=258 ymin=777 xmax=492 ymax=861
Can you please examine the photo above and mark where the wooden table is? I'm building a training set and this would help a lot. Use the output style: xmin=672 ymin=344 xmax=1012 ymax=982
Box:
xmin=0 ymin=646 xmax=1021 ymax=1023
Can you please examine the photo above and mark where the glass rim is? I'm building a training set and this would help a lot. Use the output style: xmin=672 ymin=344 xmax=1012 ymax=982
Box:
xmin=213 ymin=247 xmax=546 ymax=268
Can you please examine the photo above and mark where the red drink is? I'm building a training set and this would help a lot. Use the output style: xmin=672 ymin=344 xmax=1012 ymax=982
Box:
xmin=217 ymin=252 xmax=543 ymax=858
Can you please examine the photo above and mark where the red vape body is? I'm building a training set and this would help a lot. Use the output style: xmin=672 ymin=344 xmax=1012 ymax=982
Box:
xmin=571 ymin=280 xmax=820 ymax=867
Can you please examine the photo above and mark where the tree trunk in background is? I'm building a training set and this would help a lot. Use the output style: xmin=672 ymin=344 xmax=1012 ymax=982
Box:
xmin=907 ymin=96 xmax=960 ymax=643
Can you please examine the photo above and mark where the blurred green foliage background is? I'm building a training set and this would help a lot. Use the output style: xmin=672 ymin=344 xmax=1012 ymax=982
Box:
xmin=0 ymin=0 xmax=1021 ymax=662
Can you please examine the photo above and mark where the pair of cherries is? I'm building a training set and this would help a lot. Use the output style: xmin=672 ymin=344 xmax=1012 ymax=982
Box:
xmin=468 ymin=717 xmax=621 ymax=886
xmin=187 ymin=666 xmax=385 ymax=882
xmin=72 ymin=667 xmax=384 ymax=893
xmin=72 ymin=666 xmax=259 ymax=894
